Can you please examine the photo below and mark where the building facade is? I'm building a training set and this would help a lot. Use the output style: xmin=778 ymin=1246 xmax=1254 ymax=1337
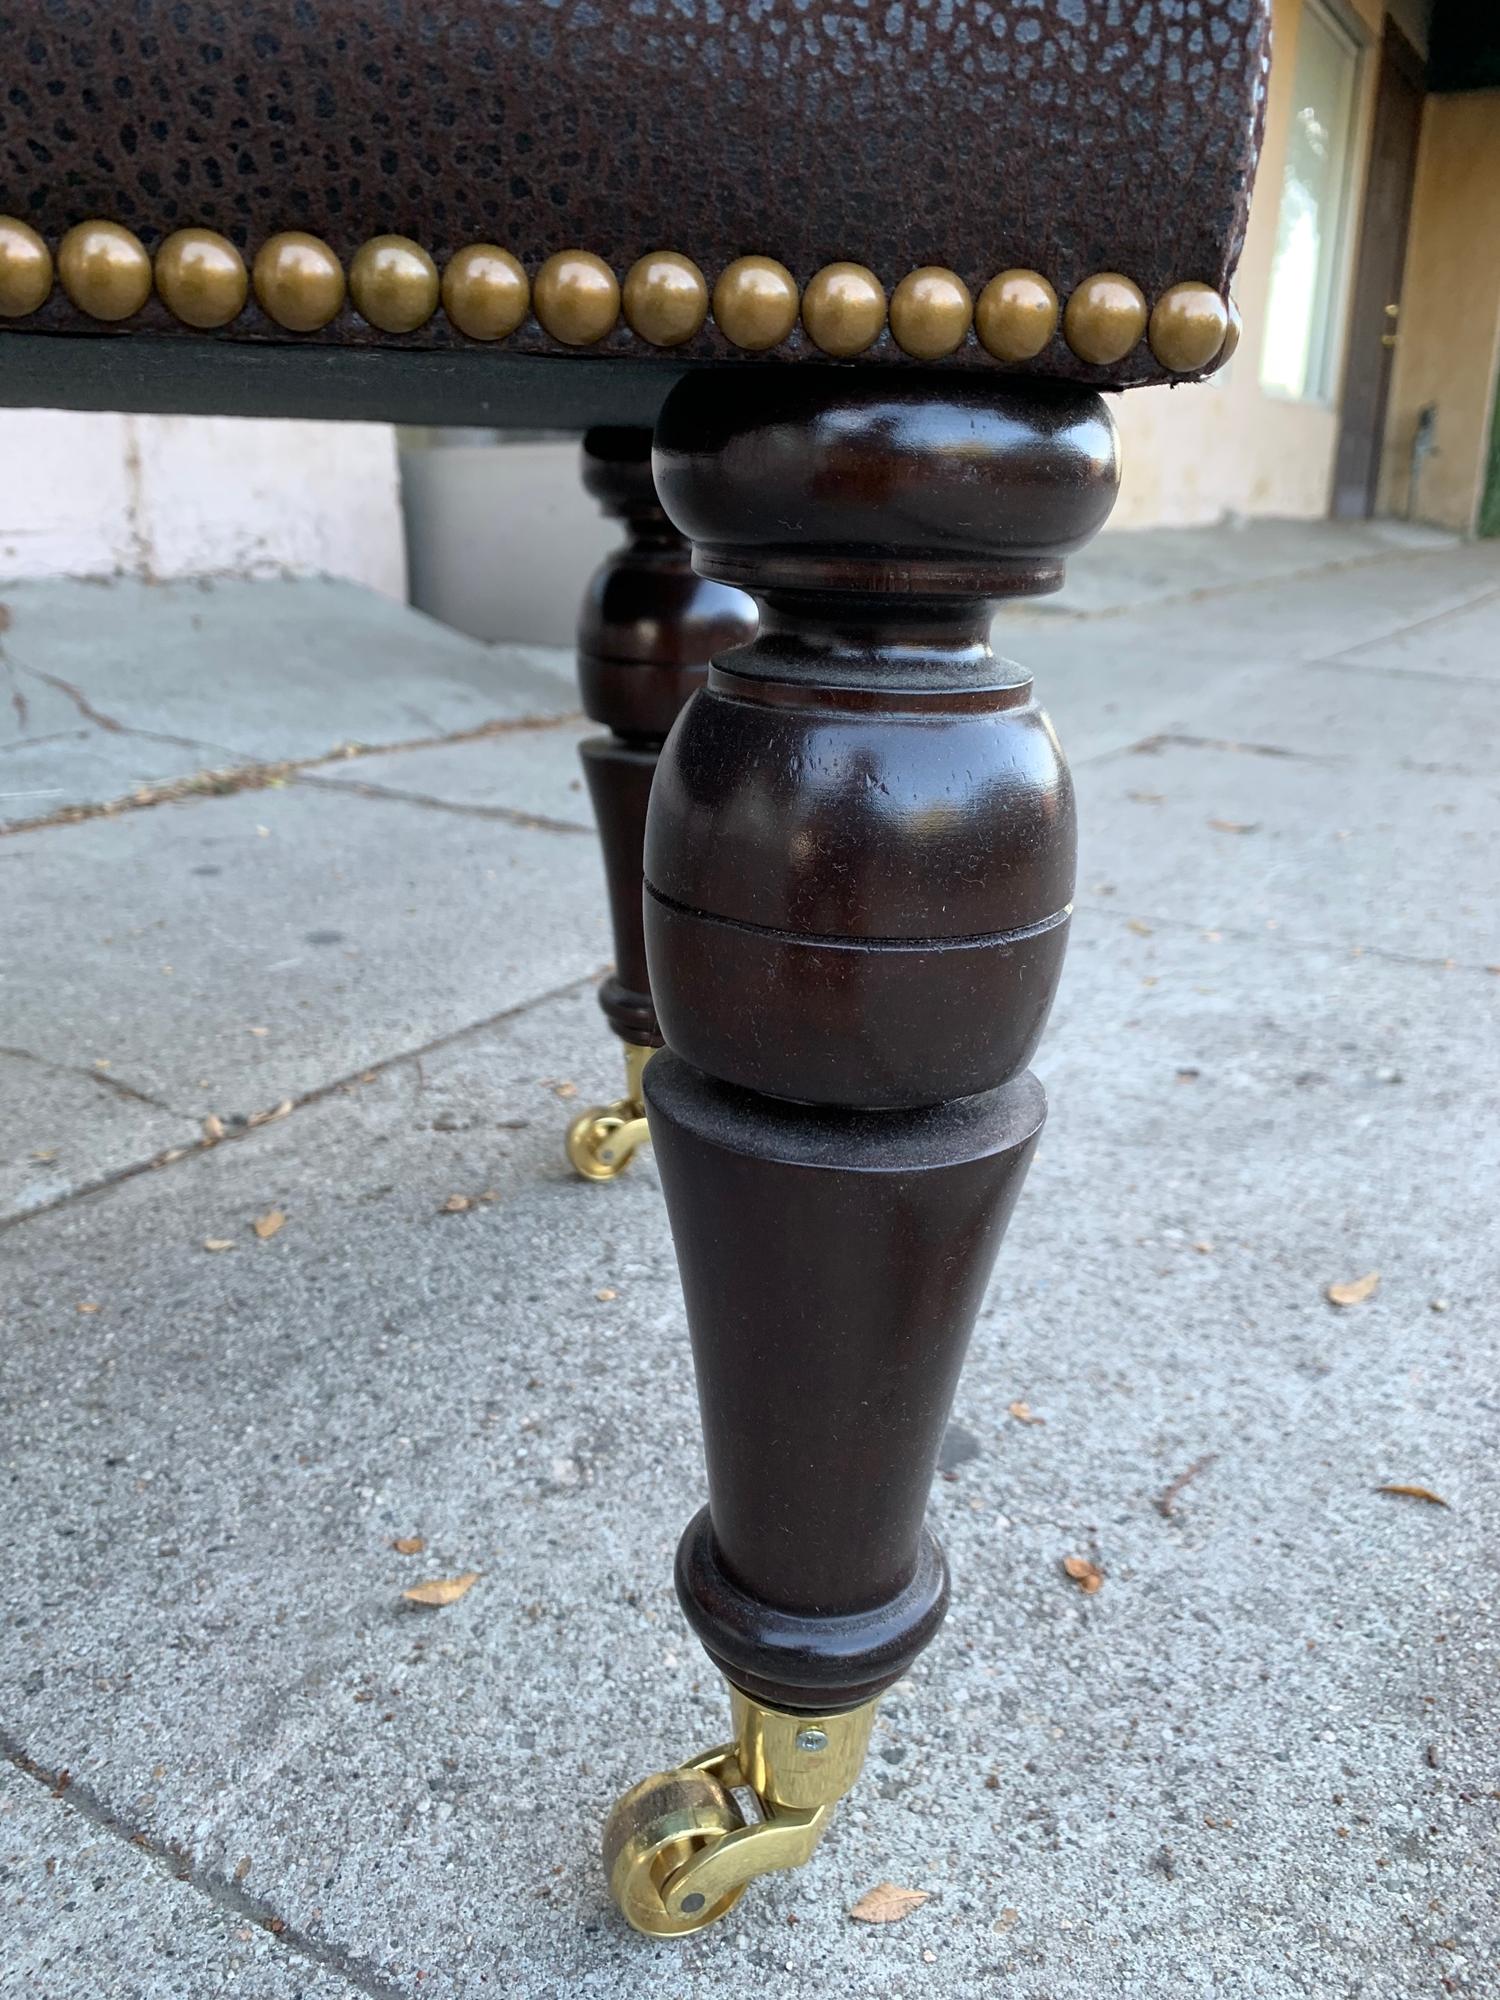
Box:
xmin=1115 ymin=0 xmax=1500 ymax=536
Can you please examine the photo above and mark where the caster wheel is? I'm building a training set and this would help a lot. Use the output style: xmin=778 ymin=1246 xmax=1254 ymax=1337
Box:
xmin=566 ymin=1106 xmax=632 ymax=1181
xmin=603 ymin=1767 xmax=747 ymax=1937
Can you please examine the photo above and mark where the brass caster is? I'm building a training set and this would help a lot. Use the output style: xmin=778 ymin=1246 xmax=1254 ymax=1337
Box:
xmin=566 ymin=1044 xmax=654 ymax=1182
xmin=603 ymin=1687 xmax=878 ymax=1939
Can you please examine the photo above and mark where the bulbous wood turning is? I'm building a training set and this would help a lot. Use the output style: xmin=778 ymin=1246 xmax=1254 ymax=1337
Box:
xmin=575 ymin=428 xmax=755 ymax=1046
xmin=644 ymin=371 xmax=1119 ymax=1708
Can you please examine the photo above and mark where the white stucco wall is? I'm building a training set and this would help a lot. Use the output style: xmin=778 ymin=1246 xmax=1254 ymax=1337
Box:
xmin=1 ymin=410 xmax=406 ymax=597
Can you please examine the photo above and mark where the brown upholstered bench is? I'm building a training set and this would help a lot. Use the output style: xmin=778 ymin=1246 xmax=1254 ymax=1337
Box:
xmin=0 ymin=0 xmax=1271 ymax=1936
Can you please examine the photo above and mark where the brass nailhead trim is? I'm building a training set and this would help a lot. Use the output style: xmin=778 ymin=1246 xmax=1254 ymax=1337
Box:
xmin=253 ymin=231 xmax=345 ymax=332
xmin=0 ymin=219 xmax=1237 ymax=375
xmin=889 ymin=266 xmax=972 ymax=361
xmin=623 ymin=249 xmax=708 ymax=348
xmin=1148 ymin=280 xmax=1230 ymax=374
xmin=441 ymin=243 xmax=529 ymax=342
xmin=154 ymin=227 xmax=246 ymax=329
xmin=975 ymin=269 xmax=1059 ymax=363
xmin=58 ymin=219 xmax=152 ymax=322
xmin=0 ymin=213 xmax=54 ymax=318
xmin=1063 ymin=272 xmax=1149 ymax=369
xmin=801 ymin=261 xmax=887 ymax=357
xmin=533 ymin=248 xmax=620 ymax=346
xmin=348 ymin=233 xmax=439 ymax=335
xmin=712 ymin=256 xmax=799 ymax=351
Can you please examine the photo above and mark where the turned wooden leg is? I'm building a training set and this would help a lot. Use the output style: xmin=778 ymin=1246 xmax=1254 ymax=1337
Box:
xmin=603 ymin=372 xmax=1119 ymax=1934
xmin=564 ymin=426 xmax=754 ymax=1181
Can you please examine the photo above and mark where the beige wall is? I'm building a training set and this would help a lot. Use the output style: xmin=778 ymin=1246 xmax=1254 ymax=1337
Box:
xmin=1113 ymin=0 xmax=1392 ymax=530
xmin=0 ymin=410 xmax=406 ymax=596
xmin=1377 ymin=90 xmax=1500 ymax=531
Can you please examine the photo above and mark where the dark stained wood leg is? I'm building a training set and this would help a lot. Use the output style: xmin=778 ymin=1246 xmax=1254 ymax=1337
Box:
xmin=602 ymin=371 xmax=1120 ymax=1934
xmin=564 ymin=427 xmax=754 ymax=1180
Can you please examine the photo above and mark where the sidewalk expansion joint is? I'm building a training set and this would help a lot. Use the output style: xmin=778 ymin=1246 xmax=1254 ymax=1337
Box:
xmin=0 ymin=1043 xmax=180 ymax=1115
xmin=0 ymin=1727 xmax=406 ymax=2000
xmin=0 ymin=708 xmax=582 ymax=839
xmin=297 ymin=769 xmax=594 ymax=834
xmin=0 ymin=967 xmax=605 ymax=1234
xmin=1008 ymin=542 xmax=1488 ymax=624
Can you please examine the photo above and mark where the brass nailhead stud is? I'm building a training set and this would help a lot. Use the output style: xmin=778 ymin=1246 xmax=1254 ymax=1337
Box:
xmin=154 ymin=227 xmax=247 ymax=329
xmin=0 ymin=214 xmax=53 ymax=318
xmin=252 ymin=232 xmax=346 ymax=332
xmin=623 ymin=250 xmax=709 ymax=347
xmin=802 ymin=261 xmax=887 ymax=358
xmin=1063 ymin=272 xmax=1148 ymax=367
xmin=442 ymin=243 xmax=529 ymax=341
xmin=1148 ymin=280 xmax=1230 ymax=374
xmin=711 ymin=255 xmax=800 ymax=351
xmin=349 ymin=233 xmax=439 ymax=334
xmin=57 ymin=219 xmax=152 ymax=323
xmin=1220 ymin=296 xmax=1243 ymax=366
xmin=975 ymin=268 xmax=1059 ymax=363
xmin=533 ymin=249 xmax=620 ymax=346
xmin=889 ymin=266 xmax=973 ymax=360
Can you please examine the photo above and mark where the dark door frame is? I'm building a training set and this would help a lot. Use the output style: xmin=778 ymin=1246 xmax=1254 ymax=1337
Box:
xmin=1330 ymin=17 xmax=1427 ymax=519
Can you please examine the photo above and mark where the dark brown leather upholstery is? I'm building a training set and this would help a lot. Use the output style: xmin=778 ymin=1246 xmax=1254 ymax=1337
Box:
xmin=1 ymin=0 xmax=1270 ymax=392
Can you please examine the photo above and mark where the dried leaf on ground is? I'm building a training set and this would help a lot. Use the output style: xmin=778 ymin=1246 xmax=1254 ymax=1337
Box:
xmin=1376 ymin=1484 xmax=1449 ymax=1508
xmin=402 ymin=1571 xmax=479 ymax=1607
xmin=1127 ymin=918 xmax=1153 ymax=936
xmin=252 ymin=1208 xmax=286 ymax=1241
xmin=1062 ymin=1555 xmax=1103 ymax=1594
xmin=442 ymin=1194 xmax=472 ymax=1213
xmin=1326 ymin=1272 xmax=1380 ymax=1307
xmin=203 ymin=1238 xmax=236 ymax=1252
xmin=1007 ymin=1400 xmax=1045 ymax=1425
xmin=391 ymin=1536 xmax=426 ymax=1555
xmin=77 ymin=1301 xmax=100 ymax=1314
xmin=247 ymin=1100 xmax=293 ymax=1128
xmin=552 ymin=1081 xmax=578 ymax=1100
xmin=849 ymin=1882 xmax=929 ymax=1925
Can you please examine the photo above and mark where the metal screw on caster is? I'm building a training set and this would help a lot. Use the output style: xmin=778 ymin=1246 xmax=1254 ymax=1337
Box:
xmin=603 ymin=1686 xmax=879 ymax=1938
xmin=565 ymin=1042 xmax=655 ymax=1181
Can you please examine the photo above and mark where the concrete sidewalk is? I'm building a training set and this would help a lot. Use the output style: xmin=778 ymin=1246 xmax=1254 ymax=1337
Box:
xmin=2 ymin=521 xmax=1497 ymax=1999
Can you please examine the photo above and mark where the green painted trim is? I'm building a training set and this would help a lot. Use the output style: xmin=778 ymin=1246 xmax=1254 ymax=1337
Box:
xmin=1480 ymin=357 xmax=1500 ymax=538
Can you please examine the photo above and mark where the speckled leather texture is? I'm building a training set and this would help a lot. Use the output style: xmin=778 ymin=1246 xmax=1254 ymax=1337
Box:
xmin=1 ymin=0 xmax=1271 ymax=388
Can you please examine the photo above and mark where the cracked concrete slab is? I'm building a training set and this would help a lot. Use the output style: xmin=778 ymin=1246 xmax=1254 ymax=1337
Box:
xmin=3 ymin=524 xmax=1496 ymax=2000
xmin=0 ymin=1762 xmax=375 ymax=2000
xmin=1 ymin=924 xmax=1494 ymax=1999
xmin=1325 ymin=587 xmax=1500 ymax=685
xmin=0 ymin=578 xmax=576 ymax=829
xmin=1011 ymin=542 xmax=1500 ymax=764
xmin=0 ymin=774 xmax=612 ymax=1200
xmin=1097 ymin=655 xmax=1500 ymax=775
xmin=0 ymin=1049 xmax=199 ymax=1222
xmin=1074 ymin=734 xmax=1498 ymax=966
xmin=306 ymin=720 xmax=595 ymax=830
